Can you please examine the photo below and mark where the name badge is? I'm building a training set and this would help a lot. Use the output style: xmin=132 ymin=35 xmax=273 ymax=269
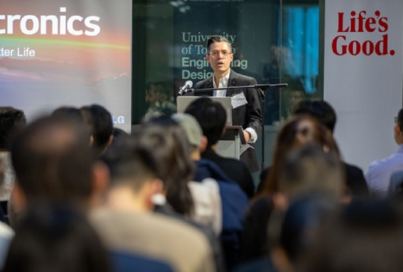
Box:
xmin=231 ymin=92 xmax=248 ymax=109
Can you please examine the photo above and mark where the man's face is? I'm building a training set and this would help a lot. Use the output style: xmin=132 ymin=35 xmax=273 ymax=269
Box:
xmin=206 ymin=41 xmax=233 ymax=75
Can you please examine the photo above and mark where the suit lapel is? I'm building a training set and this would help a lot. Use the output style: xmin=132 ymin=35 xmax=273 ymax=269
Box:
xmin=227 ymin=70 xmax=237 ymax=97
xmin=206 ymin=76 xmax=214 ymax=89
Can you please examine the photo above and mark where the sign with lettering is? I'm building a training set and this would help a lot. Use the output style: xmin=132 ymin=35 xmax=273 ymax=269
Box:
xmin=324 ymin=0 xmax=403 ymax=170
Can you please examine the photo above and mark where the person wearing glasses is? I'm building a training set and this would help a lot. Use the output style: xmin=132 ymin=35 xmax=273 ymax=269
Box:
xmin=192 ymin=35 xmax=263 ymax=173
xmin=366 ymin=108 xmax=403 ymax=197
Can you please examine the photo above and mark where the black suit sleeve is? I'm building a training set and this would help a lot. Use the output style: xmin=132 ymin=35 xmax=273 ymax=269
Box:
xmin=244 ymin=77 xmax=263 ymax=136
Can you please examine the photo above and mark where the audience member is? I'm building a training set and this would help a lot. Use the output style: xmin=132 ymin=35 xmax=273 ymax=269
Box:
xmin=242 ymin=117 xmax=345 ymax=263
xmin=3 ymin=205 xmax=112 ymax=272
xmin=185 ymin=97 xmax=255 ymax=198
xmin=134 ymin=116 xmax=222 ymax=231
xmin=9 ymin=116 xmax=104 ymax=219
xmin=93 ymin=137 xmax=215 ymax=272
xmin=141 ymin=116 xmax=221 ymax=231
xmin=111 ymin=123 xmax=224 ymax=271
xmin=291 ymin=100 xmax=369 ymax=197
xmin=0 ymin=107 xmax=26 ymax=221
xmin=52 ymin=106 xmax=85 ymax=123
xmin=172 ymin=113 xmax=248 ymax=271
xmin=236 ymin=192 xmax=337 ymax=272
xmin=366 ymin=108 xmax=403 ymax=197
xmin=299 ymin=200 xmax=403 ymax=272
xmin=0 ymin=159 xmax=14 ymax=269
xmin=80 ymin=104 xmax=114 ymax=157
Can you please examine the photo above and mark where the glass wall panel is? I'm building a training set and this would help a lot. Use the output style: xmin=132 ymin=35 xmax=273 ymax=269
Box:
xmin=132 ymin=0 xmax=322 ymax=168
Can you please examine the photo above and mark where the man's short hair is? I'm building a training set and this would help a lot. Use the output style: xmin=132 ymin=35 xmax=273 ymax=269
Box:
xmin=11 ymin=116 xmax=93 ymax=205
xmin=101 ymin=136 xmax=158 ymax=192
xmin=185 ymin=97 xmax=226 ymax=147
xmin=206 ymin=35 xmax=232 ymax=51
xmin=80 ymin=104 xmax=113 ymax=155
xmin=52 ymin=107 xmax=84 ymax=123
xmin=293 ymin=100 xmax=337 ymax=133
xmin=0 ymin=107 xmax=27 ymax=150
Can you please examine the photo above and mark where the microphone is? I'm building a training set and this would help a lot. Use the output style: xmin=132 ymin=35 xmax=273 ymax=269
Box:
xmin=178 ymin=80 xmax=193 ymax=95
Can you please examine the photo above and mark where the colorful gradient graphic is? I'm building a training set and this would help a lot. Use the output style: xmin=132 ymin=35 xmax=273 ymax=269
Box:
xmin=0 ymin=0 xmax=132 ymax=130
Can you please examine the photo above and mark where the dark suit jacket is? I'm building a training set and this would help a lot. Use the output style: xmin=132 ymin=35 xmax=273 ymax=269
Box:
xmin=202 ymin=147 xmax=255 ymax=198
xmin=194 ymin=70 xmax=263 ymax=172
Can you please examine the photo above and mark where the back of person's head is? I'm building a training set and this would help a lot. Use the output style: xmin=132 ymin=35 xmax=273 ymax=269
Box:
xmin=268 ymin=194 xmax=337 ymax=267
xmin=101 ymin=136 xmax=160 ymax=193
xmin=185 ymin=97 xmax=226 ymax=148
xmin=279 ymin=144 xmax=344 ymax=200
xmin=80 ymin=104 xmax=113 ymax=156
xmin=52 ymin=107 xmax=84 ymax=123
xmin=261 ymin=116 xmax=340 ymax=195
xmin=3 ymin=204 xmax=112 ymax=272
xmin=0 ymin=107 xmax=27 ymax=150
xmin=135 ymin=117 xmax=195 ymax=216
xmin=11 ymin=116 xmax=93 ymax=206
xmin=293 ymin=100 xmax=337 ymax=133
xmin=300 ymin=200 xmax=403 ymax=272
xmin=171 ymin=113 xmax=203 ymax=153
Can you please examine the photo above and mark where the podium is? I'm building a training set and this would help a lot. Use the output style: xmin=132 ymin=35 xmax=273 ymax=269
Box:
xmin=216 ymin=126 xmax=245 ymax=159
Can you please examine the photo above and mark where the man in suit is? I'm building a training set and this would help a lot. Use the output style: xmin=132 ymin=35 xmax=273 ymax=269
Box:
xmin=193 ymin=35 xmax=263 ymax=173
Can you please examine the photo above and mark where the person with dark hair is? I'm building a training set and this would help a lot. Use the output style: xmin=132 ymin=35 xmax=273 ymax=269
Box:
xmin=242 ymin=117 xmax=345 ymax=264
xmin=115 ymin=121 xmax=224 ymax=271
xmin=293 ymin=100 xmax=337 ymax=132
xmin=80 ymin=104 xmax=114 ymax=157
xmin=10 ymin=116 xmax=101 ymax=217
xmin=93 ymin=136 xmax=215 ymax=272
xmin=171 ymin=113 xmax=248 ymax=271
xmin=141 ymin=115 xmax=221 ymax=233
xmin=3 ymin=205 xmax=113 ymax=272
xmin=185 ymin=97 xmax=255 ymax=198
xmin=292 ymin=100 xmax=369 ymax=197
xmin=52 ymin=106 xmax=85 ymax=123
xmin=235 ymin=192 xmax=337 ymax=272
xmin=365 ymin=108 xmax=403 ymax=197
xmin=299 ymin=200 xmax=403 ymax=272
xmin=0 ymin=107 xmax=26 ymax=219
xmin=191 ymin=35 xmax=263 ymax=173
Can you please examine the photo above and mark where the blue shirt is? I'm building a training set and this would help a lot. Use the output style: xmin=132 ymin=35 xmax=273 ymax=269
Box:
xmin=366 ymin=145 xmax=403 ymax=197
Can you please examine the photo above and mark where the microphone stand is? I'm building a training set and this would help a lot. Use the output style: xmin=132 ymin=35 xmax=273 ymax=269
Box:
xmin=178 ymin=83 xmax=288 ymax=172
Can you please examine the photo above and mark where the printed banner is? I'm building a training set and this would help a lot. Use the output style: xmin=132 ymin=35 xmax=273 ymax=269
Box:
xmin=0 ymin=0 xmax=132 ymax=130
xmin=324 ymin=0 xmax=403 ymax=169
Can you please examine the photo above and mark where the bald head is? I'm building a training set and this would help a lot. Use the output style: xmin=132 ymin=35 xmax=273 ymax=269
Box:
xmin=11 ymin=116 xmax=93 ymax=205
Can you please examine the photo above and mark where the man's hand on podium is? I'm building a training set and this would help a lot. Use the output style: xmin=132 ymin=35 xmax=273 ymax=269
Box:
xmin=243 ymin=130 xmax=251 ymax=143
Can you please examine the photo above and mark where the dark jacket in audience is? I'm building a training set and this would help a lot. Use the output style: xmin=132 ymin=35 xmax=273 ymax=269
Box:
xmin=241 ymin=197 xmax=274 ymax=263
xmin=202 ymin=147 xmax=255 ymax=198
xmin=194 ymin=159 xmax=248 ymax=271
